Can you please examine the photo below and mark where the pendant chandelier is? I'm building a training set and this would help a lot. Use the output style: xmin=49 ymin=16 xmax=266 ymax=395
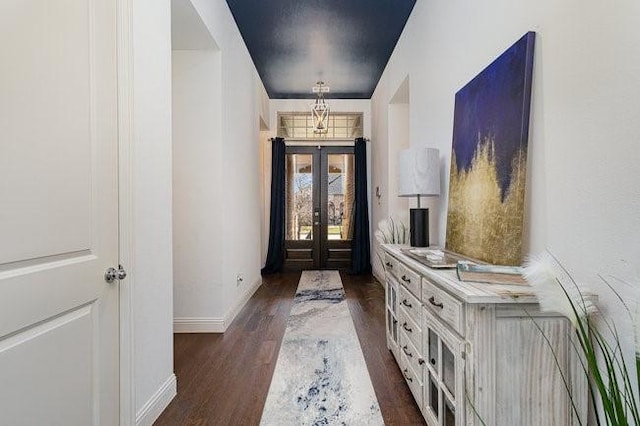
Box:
xmin=311 ymin=81 xmax=330 ymax=134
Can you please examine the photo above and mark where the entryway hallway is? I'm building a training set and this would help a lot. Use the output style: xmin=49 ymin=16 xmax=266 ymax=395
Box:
xmin=154 ymin=273 xmax=425 ymax=425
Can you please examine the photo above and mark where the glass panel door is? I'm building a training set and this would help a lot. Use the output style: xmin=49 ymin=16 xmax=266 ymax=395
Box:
xmin=442 ymin=344 xmax=456 ymax=395
xmin=322 ymin=150 xmax=354 ymax=269
xmin=283 ymin=145 xmax=355 ymax=270
xmin=386 ymin=280 xmax=400 ymax=356
xmin=423 ymin=306 xmax=465 ymax=426
xmin=326 ymin=154 xmax=354 ymax=240
xmin=444 ymin=396 xmax=456 ymax=426
xmin=284 ymin=148 xmax=318 ymax=270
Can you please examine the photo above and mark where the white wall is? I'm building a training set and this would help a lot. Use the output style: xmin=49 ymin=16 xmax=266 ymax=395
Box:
xmin=171 ymin=0 xmax=225 ymax=328
xmin=371 ymin=83 xmax=411 ymax=280
xmin=172 ymin=48 xmax=224 ymax=320
xmin=171 ymin=0 xmax=270 ymax=332
xmin=371 ymin=78 xmax=411 ymax=280
xmin=373 ymin=0 xmax=640 ymax=412
xmin=387 ymin=103 xmax=409 ymax=222
xmin=131 ymin=0 xmax=175 ymax=424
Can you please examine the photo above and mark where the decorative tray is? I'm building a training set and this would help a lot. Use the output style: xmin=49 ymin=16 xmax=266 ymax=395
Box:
xmin=400 ymin=247 xmax=469 ymax=269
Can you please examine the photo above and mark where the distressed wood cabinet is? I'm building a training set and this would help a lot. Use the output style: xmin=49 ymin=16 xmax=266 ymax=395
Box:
xmin=383 ymin=245 xmax=587 ymax=426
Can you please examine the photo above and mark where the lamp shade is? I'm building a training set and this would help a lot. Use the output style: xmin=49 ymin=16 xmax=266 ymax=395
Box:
xmin=398 ymin=148 xmax=440 ymax=197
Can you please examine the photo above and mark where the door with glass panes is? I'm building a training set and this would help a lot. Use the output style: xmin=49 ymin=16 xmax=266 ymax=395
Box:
xmin=283 ymin=146 xmax=355 ymax=270
xmin=423 ymin=306 xmax=466 ymax=426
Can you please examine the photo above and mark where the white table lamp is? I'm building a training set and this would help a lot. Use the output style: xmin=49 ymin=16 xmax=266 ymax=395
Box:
xmin=398 ymin=148 xmax=440 ymax=247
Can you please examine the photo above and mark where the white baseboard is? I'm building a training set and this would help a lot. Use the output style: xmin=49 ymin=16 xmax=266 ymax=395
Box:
xmin=173 ymin=317 xmax=225 ymax=333
xmin=135 ymin=374 xmax=176 ymax=426
xmin=224 ymin=276 xmax=262 ymax=327
xmin=173 ymin=277 xmax=262 ymax=333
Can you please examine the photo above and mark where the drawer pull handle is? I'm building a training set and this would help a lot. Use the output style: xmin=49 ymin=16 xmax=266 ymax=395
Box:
xmin=392 ymin=319 xmax=398 ymax=324
xmin=401 ymin=299 xmax=412 ymax=308
xmin=418 ymin=358 xmax=425 ymax=365
xmin=385 ymin=262 xmax=393 ymax=268
xmin=401 ymin=275 xmax=411 ymax=283
xmin=402 ymin=322 xmax=412 ymax=333
xmin=403 ymin=369 xmax=413 ymax=382
xmin=428 ymin=296 xmax=444 ymax=309
xmin=430 ymin=358 xmax=436 ymax=366
xmin=402 ymin=345 xmax=413 ymax=358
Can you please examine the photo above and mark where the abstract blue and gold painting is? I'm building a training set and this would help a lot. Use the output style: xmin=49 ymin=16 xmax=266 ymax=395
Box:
xmin=446 ymin=32 xmax=535 ymax=266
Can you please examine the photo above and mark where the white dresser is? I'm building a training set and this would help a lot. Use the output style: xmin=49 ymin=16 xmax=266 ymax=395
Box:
xmin=382 ymin=245 xmax=587 ymax=426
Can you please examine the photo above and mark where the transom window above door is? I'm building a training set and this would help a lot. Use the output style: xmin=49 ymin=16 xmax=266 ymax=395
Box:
xmin=277 ymin=112 xmax=363 ymax=140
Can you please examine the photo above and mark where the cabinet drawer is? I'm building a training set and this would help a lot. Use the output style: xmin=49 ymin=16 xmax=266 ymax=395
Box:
xmin=399 ymin=285 xmax=421 ymax=326
xmin=398 ymin=263 xmax=421 ymax=298
xmin=400 ymin=329 xmax=424 ymax=384
xmin=422 ymin=277 xmax=463 ymax=335
xmin=400 ymin=353 xmax=424 ymax=408
xmin=399 ymin=308 xmax=422 ymax=351
xmin=384 ymin=253 xmax=401 ymax=280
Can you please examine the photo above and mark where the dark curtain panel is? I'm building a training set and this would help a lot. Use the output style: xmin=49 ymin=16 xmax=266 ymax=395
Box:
xmin=261 ymin=137 xmax=286 ymax=274
xmin=350 ymin=138 xmax=371 ymax=274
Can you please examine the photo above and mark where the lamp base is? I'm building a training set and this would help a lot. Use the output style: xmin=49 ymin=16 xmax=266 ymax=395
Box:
xmin=410 ymin=208 xmax=429 ymax=248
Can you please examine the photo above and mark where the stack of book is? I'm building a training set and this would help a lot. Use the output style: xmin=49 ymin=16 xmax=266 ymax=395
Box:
xmin=456 ymin=261 xmax=528 ymax=285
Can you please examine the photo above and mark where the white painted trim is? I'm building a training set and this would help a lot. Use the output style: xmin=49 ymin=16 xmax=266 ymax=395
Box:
xmin=116 ymin=0 xmax=136 ymax=424
xmin=173 ymin=277 xmax=263 ymax=333
xmin=135 ymin=374 xmax=177 ymax=426
xmin=173 ymin=317 xmax=225 ymax=333
xmin=224 ymin=277 xmax=263 ymax=327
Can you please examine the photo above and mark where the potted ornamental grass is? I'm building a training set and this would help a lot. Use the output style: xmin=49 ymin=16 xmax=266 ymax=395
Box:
xmin=524 ymin=251 xmax=639 ymax=426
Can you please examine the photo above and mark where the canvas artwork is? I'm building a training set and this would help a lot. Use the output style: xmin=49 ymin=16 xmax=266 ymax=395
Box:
xmin=445 ymin=32 xmax=535 ymax=266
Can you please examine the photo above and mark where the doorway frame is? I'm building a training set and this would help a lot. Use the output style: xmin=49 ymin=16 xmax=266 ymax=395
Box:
xmin=116 ymin=0 xmax=136 ymax=423
xmin=283 ymin=144 xmax=355 ymax=271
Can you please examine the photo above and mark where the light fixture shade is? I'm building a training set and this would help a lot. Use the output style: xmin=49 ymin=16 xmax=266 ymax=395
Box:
xmin=311 ymin=101 xmax=329 ymax=133
xmin=398 ymin=148 xmax=440 ymax=197
xmin=311 ymin=81 xmax=330 ymax=134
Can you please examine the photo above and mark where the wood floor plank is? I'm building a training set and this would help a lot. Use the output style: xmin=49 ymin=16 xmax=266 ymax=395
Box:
xmin=154 ymin=272 xmax=424 ymax=425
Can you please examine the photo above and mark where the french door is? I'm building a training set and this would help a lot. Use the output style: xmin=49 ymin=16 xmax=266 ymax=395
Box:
xmin=284 ymin=146 xmax=355 ymax=270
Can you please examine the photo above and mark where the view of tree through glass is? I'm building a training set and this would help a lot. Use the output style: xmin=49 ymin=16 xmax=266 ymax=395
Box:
xmin=285 ymin=154 xmax=313 ymax=240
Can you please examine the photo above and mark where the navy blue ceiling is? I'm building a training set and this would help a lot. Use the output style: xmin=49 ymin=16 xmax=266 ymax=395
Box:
xmin=225 ymin=0 xmax=416 ymax=99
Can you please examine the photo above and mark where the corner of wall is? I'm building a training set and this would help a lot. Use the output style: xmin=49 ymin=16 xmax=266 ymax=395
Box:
xmin=372 ymin=266 xmax=386 ymax=287
xmin=173 ymin=276 xmax=263 ymax=333
xmin=135 ymin=374 xmax=177 ymax=426
xmin=224 ymin=276 xmax=263 ymax=327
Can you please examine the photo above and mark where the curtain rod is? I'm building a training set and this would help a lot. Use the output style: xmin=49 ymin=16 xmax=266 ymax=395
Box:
xmin=266 ymin=138 xmax=370 ymax=142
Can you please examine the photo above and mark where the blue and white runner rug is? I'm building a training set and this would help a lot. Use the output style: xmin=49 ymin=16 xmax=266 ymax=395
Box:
xmin=260 ymin=270 xmax=384 ymax=425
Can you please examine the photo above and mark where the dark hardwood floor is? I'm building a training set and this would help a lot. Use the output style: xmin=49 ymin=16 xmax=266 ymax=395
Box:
xmin=154 ymin=272 xmax=425 ymax=425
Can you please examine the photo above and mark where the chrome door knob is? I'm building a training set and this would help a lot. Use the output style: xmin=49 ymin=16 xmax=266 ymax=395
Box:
xmin=104 ymin=265 xmax=127 ymax=283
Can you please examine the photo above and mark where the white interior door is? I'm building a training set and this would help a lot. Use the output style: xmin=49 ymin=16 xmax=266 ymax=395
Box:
xmin=0 ymin=1 xmax=119 ymax=425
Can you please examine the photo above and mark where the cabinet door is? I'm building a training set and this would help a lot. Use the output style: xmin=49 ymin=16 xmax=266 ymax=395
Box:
xmin=423 ymin=306 xmax=466 ymax=426
xmin=385 ymin=278 xmax=399 ymax=355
